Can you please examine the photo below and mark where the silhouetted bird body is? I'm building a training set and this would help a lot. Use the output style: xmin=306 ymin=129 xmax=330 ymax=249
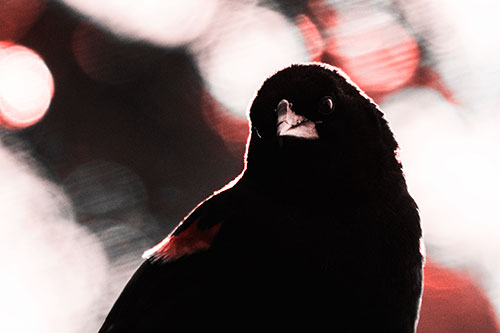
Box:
xmin=99 ymin=63 xmax=423 ymax=332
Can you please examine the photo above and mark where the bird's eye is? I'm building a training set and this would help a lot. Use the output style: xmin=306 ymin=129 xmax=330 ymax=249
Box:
xmin=318 ymin=96 xmax=335 ymax=115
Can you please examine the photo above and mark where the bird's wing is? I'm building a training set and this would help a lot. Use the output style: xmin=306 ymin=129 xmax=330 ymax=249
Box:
xmin=98 ymin=190 xmax=232 ymax=332
xmin=143 ymin=199 xmax=223 ymax=264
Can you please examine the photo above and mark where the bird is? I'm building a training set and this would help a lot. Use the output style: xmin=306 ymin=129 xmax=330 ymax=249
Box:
xmin=98 ymin=63 xmax=424 ymax=332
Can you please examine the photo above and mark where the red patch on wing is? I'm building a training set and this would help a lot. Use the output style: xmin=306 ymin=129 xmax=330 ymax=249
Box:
xmin=144 ymin=219 xmax=222 ymax=263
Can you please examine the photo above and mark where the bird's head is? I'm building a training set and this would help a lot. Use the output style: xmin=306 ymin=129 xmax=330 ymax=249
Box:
xmin=245 ymin=63 xmax=404 ymax=199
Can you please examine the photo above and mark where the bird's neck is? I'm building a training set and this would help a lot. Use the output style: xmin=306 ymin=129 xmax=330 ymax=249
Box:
xmin=243 ymin=155 xmax=337 ymax=209
xmin=244 ymin=136 xmax=408 ymax=208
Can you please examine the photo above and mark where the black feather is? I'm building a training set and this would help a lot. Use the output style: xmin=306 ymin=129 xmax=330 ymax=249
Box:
xmin=99 ymin=63 xmax=423 ymax=332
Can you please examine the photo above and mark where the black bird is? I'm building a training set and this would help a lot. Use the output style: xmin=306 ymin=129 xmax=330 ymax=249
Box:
xmin=99 ymin=63 xmax=423 ymax=332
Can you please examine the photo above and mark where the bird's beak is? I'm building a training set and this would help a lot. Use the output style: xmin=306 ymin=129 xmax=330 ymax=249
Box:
xmin=276 ymin=99 xmax=319 ymax=139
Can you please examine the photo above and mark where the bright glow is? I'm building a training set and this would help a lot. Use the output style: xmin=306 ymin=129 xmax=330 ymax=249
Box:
xmin=439 ymin=0 xmax=500 ymax=114
xmin=60 ymin=0 xmax=220 ymax=47
xmin=0 ymin=277 xmax=42 ymax=333
xmin=382 ymin=87 xmax=500 ymax=318
xmin=0 ymin=139 xmax=109 ymax=332
xmin=326 ymin=9 xmax=419 ymax=93
xmin=192 ymin=3 xmax=309 ymax=118
xmin=0 ymin=43 xmax=54 ymax=129
xmin=398 ymin=0 xmax=500 ymax=114
xmin=441 ymin=0 xmax=500 ymax=62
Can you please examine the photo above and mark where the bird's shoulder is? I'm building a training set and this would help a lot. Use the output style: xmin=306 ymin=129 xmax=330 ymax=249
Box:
xmin=143 ymin=176 xmax=246 ymax=264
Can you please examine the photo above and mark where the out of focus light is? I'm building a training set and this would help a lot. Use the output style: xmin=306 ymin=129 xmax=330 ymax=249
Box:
xmin=382 ymin=87 xmax=500 ymax=318
xmin=192 ymin=4 xmax=309 ymax=118
xmin=296 ymin=14 xmax=324 ymax=62
xmin=201 ymin=91 xmax=249 ymax=155
xmin=441 ymin=0 xmax=500 ymax=57
xmin=0 ymin=43 xmax=54 ymax=129
xmin=72 ymin=23 xmax=159 ymax=84
xmin=0 ymin=0 xmax=45 ymax=41
xmin=307 ymin=0 xmax=337 ymax=30
xmin=61 ymin=0 xmax=220 ymax=47
xmin=438 ymin=0 xmax=500 ymax=114
xmin=326 ymin=9 xmax=419 ymax=93
xmin=64 ymin=160 xmax=148 ymax=217
xmin=63 ymin=159 xmax=158 ymax=321
xmin=398 ymin=0 xmax=500 ymax=114
xmin=97 ymin=222 xmax=153 ymax=309
xmin=0 ymin=277 xmax=41 ymax=333
xmin=0 ymin=140 xmax=109 ymax=332
xmin=418 ymin=261 xmax=500 ymax=332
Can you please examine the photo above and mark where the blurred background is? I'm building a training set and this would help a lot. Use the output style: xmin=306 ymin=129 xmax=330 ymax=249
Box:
xmin=1 ymin=0 xmax=500 ymax=331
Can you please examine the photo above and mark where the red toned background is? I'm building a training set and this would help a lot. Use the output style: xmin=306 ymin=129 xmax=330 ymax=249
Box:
xmin=0 ymin=1 xmax=499 ymax=331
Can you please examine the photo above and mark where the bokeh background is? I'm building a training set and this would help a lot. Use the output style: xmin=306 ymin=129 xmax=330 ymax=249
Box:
xmin=1 ymin=0 xmax=500 ymax=332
